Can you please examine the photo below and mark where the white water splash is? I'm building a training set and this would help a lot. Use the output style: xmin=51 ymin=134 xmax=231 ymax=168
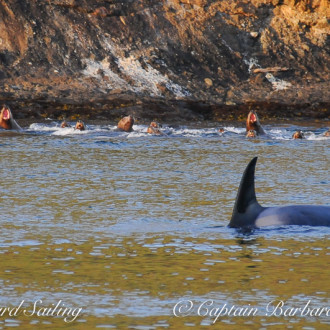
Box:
xmin=52 ymin=128 xmax=90 ymax=136
xmin=305 ymin=133 xmax=329 ymax=141
xmin=28 ymin=123 xmax=58 ymax=131
xmin=28 ymin=123 xmax=107 ymax=136
xmin=225 ymin=126 xmax=246 ymax=134
xmin=25 ymin=123 xmax=329 ymax=141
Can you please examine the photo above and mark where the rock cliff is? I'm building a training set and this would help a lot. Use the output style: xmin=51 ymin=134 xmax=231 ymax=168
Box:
xmin=0 ymin=0 xmax=329 ymax=122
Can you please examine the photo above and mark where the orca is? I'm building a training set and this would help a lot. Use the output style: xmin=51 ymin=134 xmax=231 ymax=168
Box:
xmin=229 ymin=157 xmax=330 ymax=228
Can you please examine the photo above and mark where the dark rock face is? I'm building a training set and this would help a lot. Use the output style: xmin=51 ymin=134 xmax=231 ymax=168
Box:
xmin=0 ymin=0 xmax=329 ymax=122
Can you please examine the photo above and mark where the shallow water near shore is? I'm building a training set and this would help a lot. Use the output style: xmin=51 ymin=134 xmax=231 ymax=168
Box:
xmin=0 ymin=120 xmax=329 ymax=329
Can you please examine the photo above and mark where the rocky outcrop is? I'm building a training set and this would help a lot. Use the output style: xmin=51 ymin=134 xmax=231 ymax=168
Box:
xmin=0 ymin=0 xmax=329 ymax=122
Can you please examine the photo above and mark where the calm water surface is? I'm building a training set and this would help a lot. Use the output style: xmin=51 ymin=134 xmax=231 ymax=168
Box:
xmin=0 ymin=120 xmax=329 ymax=329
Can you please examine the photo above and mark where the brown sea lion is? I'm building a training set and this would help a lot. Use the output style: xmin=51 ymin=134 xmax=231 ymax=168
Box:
xmin=75 ymin=120 xmax=85 ymax=131
xmin=246 ymin=129 xmax=257 ymax=138
xmin=323 ymin=129 xmax=330 ymax=137
xmin=117 ymin=115 xmax=134 ymax=132
xmin=292 ymin=130 xmax=304 ymax=139
xmin=147 ymin=121 xmax=162 ymax=135
xmin=61 ymin=121 xmax=71 ymax=128
xmin=246 ymin=110 xmax=266 ymax=135
xmin=0 ymin=105 xmax=22 ymax=130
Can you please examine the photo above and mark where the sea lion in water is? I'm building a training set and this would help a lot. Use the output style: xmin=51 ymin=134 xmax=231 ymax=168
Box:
xmin=75 ymin=120 xmax=85 ymax=131
xmin=117 ymin=115 xmax=134 ymax=132
xmin=147 ymin=121 xmax=162 ymax=135
xmin=246 ymin=110 xmax=266 ymax=135
xmin=61 ymin=121 xmax=71 ymax=128
xmin=246 ymin=129 xmax=257 ymax=138
xmin=229 ymin=157 xmax=330 ymax=228
xmin=0 ymin=105 xmax=22 ymax=130
xmin=323 ymin=129 xmax=330 ymax=137
xmin=292 ymin=130 xmax=304 ymax=139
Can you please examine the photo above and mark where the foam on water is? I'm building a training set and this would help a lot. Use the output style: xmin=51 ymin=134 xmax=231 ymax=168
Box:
xmin=306 ymin=133 xmax=329 ymax=141
xmin=28 ymin=123 xmax=109 ymax=136
xmin=127 ymin=131 xmax=147 ymax=138
xmin=28 ymin=122 xmax=59 ymax=132
xmin=224 ymin=126 xmax=245 ymax=134
xmin=52 ymin=127 xmax=90 ymax=136
xmin=25 ymin=122 xmax=330 ymax=141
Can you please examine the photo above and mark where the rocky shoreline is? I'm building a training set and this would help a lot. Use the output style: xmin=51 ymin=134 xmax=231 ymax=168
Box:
xmin=1 ymin=1 xmax=329 ymax=123
xmin=2 ymin=93 xmax=329 ymax=126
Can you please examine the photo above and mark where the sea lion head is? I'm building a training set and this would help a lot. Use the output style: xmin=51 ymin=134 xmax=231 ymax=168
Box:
xmin=219 ymin=127 xmax=225 ymax=133
xmin=246 ymin=129 xmax=257 ymax=138
xmin=118 ymin=115 xmax=134 ymax=132
xmin=246 ymin=110 xmax=260 ymax=132
xmin=0 ymin=105 xmax=13 ymax=129
xmin=292 ymin=130 xmax=304 ymax=139
xmin=147 ymin=121 xmax=162 ymax=135
xmin=0 ymin=104 xmax=21 ymax=130
xmin=324 ymin=129 xmax=330 ymax=137
xmin=61 ymin=121 xmax=70 ymax=128
xmin=75 ymin=120 xmax=85 ymax=131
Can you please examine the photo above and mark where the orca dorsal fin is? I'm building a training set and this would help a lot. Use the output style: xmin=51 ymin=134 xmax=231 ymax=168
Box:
xmin=229 ymin=157 xmax=263 ymax=228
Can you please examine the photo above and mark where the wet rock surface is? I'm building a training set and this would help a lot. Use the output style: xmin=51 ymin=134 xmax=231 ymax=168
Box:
xmin=0 ymin=0 xmax=329 ymax=123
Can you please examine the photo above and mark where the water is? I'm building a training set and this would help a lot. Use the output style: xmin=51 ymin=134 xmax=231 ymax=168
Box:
xmin=0 ymin=120 xmax=329 ymax=329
